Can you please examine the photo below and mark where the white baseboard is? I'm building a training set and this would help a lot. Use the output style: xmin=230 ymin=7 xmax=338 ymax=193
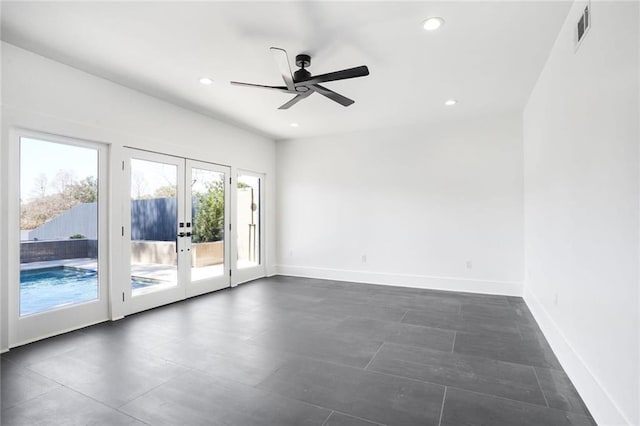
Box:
xmin=0 ymin=348 xmax=8 ymax=354
xmin=275 ymin=264 xmax=522 ymax=296
xmin=524 ymin=288 xmax=632 ymax=426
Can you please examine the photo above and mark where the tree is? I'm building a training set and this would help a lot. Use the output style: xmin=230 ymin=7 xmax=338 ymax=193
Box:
xmin=131 ymin=171 xmax=148 ymax=199
xmin=67 ymin=177 xmax=98 ymax=203
xmin=192 ymin=180 xmax=225 ymax=243
xmin=31 ymin=173 xmax=48 ymax=198
xmin=52 ymin=170 xmax=75 ymax=193
xmin=153 ymin=185 xmax=177 ymax=198
xmin=20 ymin=172 xmax=98 ymax=230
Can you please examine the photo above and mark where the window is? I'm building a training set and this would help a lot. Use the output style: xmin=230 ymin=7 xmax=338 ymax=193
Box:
xmin=19 ymin=137 xmax=100 ymax=315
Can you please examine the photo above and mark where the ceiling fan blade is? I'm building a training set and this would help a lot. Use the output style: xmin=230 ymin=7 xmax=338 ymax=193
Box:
xmin=230 ymin=81 xmax=291 ymax=94
xmin=270 ymin=47 xmax=295 ymax=91
xmin=301 ymin=65 xmax=369 ymax=85
xmin=311 ymin=84 xmax=355 ymax=107
xmin=278 ymin=92 xmax=312 ymax=110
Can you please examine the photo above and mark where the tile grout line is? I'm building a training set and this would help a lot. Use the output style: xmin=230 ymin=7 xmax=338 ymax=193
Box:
xmin=444 ymin=384 xmax=593 ymax=419
xmin=363 ymin=342 xmax=385 ymax=370
xmin=240 ymin=355 xmax=389 ymax=424
xmin=331 ymin=410 xmax=388 ymax=426
xmin=362 ymin=361 xmax=566 ymax=410
xmin=367 ymin=339 xmax=554 ymax=372
xmin=532 ymin=367 xmax=550 ymax=408
xmin=258 ymin=377 xmax=387 ymax=426
xmin=0 ymin=382 xmax=62 ymax=413
xmin=364 ymin=362 xmax=454 ymax=386
xmin=399 ymin=309 xmax=409 ymax=322
xmin=450 ymin=331 xmax=457 ymax=353
xmin=115 ymin=368 xmax=195 ymax=413
xmin=265 ymin=338 xmax=562 ymax=406
xmin=438 ymin=386 xmax=448 ymax=426
xmin=320 ymin=409 xmax=388 ymax=426
xmin=51 ymin=383 xmax=153 ymax=426
xmin=321 ymin=410 xmax=334 ymax=426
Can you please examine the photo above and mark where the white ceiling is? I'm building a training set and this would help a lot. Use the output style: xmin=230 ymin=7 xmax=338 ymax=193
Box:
xmin=1 ymin=1 xmax=572 ymax=140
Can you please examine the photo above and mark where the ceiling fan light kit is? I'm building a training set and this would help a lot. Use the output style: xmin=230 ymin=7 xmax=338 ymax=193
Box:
xmin=230 ymin=47 xmax=370 ymax=109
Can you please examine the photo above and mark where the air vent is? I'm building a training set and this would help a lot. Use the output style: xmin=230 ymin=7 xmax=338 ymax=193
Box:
xmin=575 ymin=3 xmax=591 ymax=49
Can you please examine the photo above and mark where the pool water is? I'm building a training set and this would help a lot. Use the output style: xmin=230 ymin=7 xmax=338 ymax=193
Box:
xmin=20 ymin=267 xmax=98 ymax=316
xmin=20 ymin=267 xmax=161 ymax=316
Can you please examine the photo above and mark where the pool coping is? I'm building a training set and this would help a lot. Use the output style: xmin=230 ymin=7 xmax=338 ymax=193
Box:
xmin=20 ymin=258 xmax=97 ymax=271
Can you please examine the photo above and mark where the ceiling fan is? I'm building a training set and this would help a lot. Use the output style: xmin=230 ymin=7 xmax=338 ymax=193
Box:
xmin=230 ymin=47 xmax=370 ymax=110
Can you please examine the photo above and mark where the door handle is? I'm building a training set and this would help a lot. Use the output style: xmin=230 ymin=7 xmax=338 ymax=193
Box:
xmin=176 ymin=232 xmax=185 ymax=253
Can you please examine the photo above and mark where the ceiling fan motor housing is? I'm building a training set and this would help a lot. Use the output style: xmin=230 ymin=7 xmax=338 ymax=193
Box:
xmin=293 ymin=68 xmax=311 ymax=84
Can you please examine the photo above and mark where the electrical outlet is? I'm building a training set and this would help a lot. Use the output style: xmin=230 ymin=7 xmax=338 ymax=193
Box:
xmin=465 ymin=260 xmax=472 ymax=269
xmin=361 ymin=254 xmax=367 ymax=263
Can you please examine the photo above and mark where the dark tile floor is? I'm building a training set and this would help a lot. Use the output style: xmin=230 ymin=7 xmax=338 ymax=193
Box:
xmin=1 ymin=276 xmax=596 ymax=426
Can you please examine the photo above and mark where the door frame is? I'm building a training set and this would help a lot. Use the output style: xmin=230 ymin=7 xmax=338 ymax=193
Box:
xmin=8 ymin=129 xmax=110 ymax=347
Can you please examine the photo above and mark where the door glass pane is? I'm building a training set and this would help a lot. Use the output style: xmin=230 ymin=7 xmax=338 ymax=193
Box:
xmin=190 ymin=168 xmax=225 ymax=281
xmin=237 ymin=174 xmax=260 ymax=269
xmin=130 ymin=159 xmax=178 ymax=296
xmin=19 ymin=138 xmax=99 ymax=316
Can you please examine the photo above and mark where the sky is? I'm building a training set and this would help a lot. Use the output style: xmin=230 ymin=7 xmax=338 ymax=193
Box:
xmin=21 ymin=137 xmax=230 ymax=202
xmin=130 ymin=158 xmax=177 ymax=198
xmin=131 ymin=159 xmax=224 ymax=198
xmin=20 ymin=137 xmax=97 ymax=202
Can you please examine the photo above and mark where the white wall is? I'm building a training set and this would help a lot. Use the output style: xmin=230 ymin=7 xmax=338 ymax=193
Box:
xmin=0 ymin=43 xmax=277 ymax=351
xmin=276 ymin=113 xmax=524 ymax=295
xmin=523 ymin=1 xmax=640 ymax=425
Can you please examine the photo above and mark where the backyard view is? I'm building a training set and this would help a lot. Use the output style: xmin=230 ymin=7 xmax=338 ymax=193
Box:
xmin=129 ymin=158 xmax=179 ymax=295
xmin=190 ymin=168 xmax=226 ymax=281
xmin=20 ymin=137 xmax=100 ymax=316
xmin=20 ymin=141 xmax=257 ymax=315
xmin=130 ymin=159 xmax=227 ymax=296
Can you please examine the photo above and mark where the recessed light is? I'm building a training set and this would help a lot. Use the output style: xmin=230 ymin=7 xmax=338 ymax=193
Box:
xmin=290 ymin=122 xmax=299 ymax=127
xmin=444 ymin=99 xmax=458 ymax=106
xmin=199 ymin=77 xmax=213 ymax=85
xmin=423 ymin=17 xmax=445 ymax=31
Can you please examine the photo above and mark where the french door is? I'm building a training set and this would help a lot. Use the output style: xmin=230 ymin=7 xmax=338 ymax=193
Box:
xmin=123 ymin=149 xmax=230 ymax=315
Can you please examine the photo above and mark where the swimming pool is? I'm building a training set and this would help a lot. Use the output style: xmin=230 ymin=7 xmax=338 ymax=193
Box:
xmin=20 ymin=267 xmax=98 ymax=316
xmin=20 ymin=267 xmax=161 ymax=316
